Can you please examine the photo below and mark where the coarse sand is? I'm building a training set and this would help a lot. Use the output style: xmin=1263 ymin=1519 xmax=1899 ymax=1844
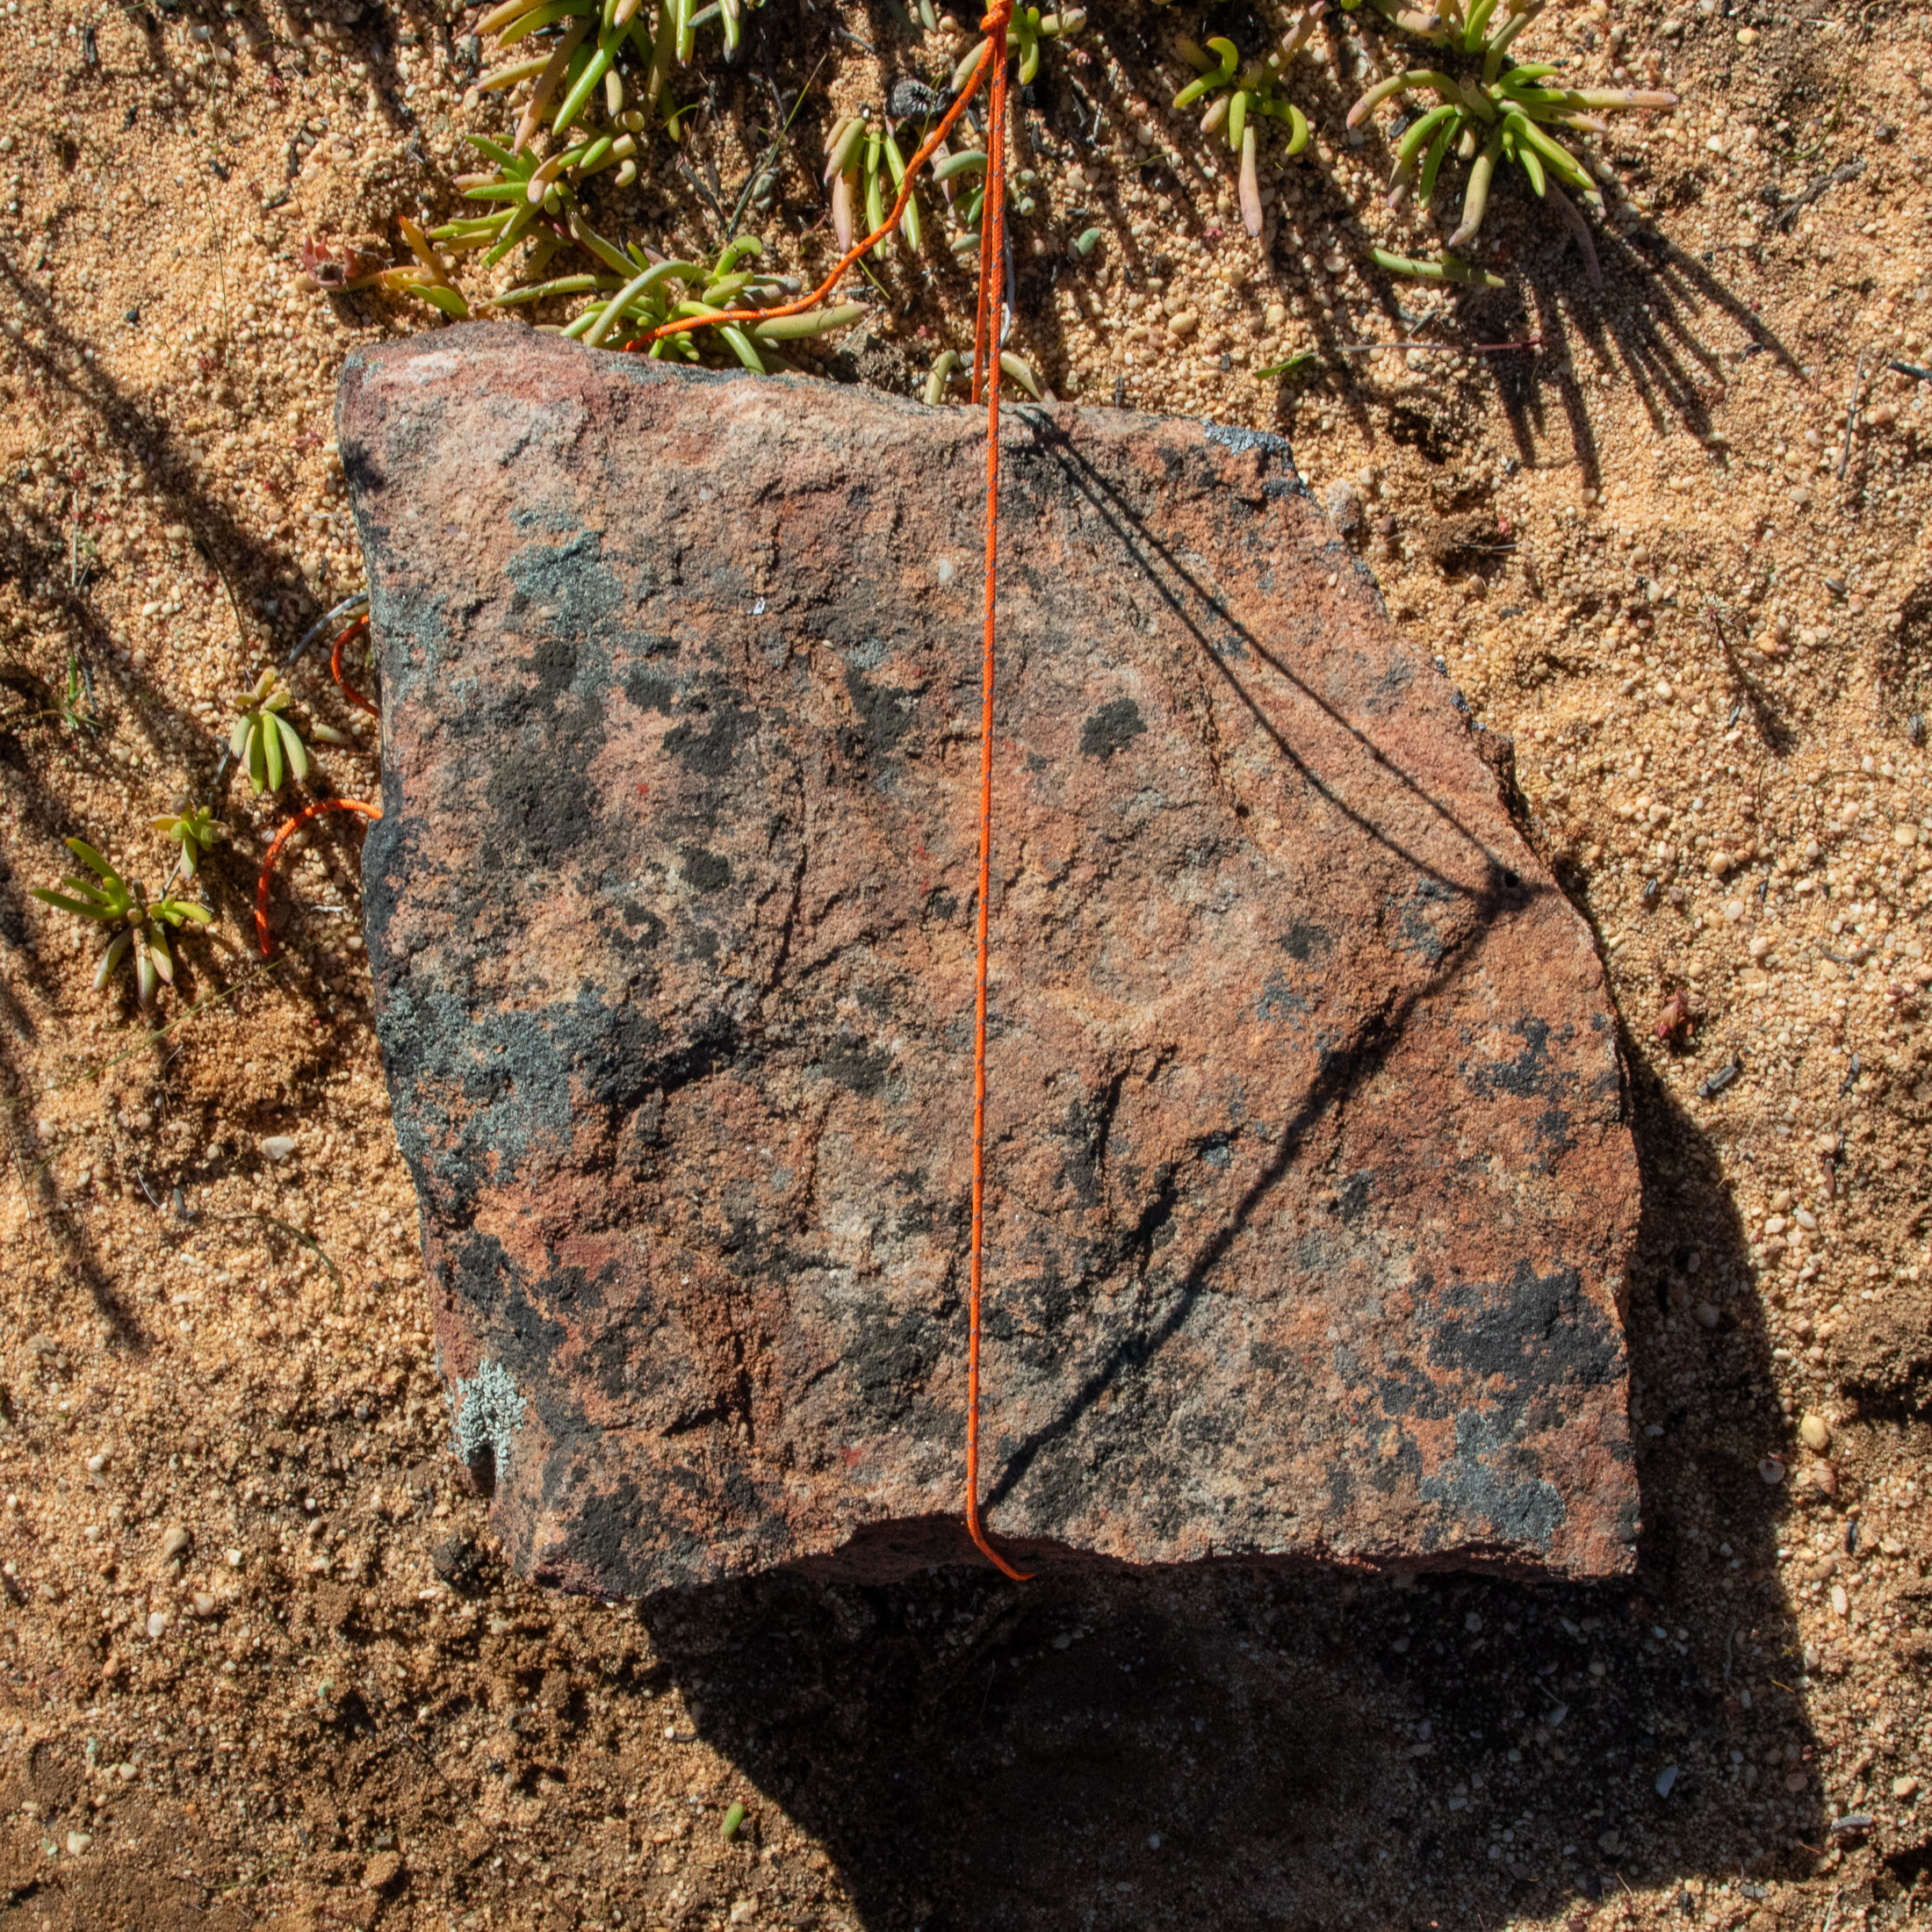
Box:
xmin=0 ymin=4 xmax=1928 ymax=1929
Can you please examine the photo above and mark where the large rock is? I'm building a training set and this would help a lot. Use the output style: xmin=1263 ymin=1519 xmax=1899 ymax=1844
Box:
xmin=341 ymin=325 xmax=1640 ymax=1597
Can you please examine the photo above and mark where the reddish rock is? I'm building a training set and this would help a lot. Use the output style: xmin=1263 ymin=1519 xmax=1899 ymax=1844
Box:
xmin=339 ymin=325 xmax=1640 ymax=1597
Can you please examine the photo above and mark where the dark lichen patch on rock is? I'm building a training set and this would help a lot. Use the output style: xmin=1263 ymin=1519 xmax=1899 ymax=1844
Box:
xmin=1282 ymin=919 xmax=1333 ymax=964
xmin=1079 ymin=697 xmax=1147 ymax=762
xmin=661 ymin=687 xmax=755 ymax=778
xmin=679 ymin=847 xmax=732 ymax=894
xmin=1427 ymin=1260 xmax=1623 ymax=1407
xmin=345 ymin=329 xmax=1639 ymax=1597
xmin=487 ymin=742 xmax=601 ymax=867
xmin=624 ymin=669 xmax=676 ymax=715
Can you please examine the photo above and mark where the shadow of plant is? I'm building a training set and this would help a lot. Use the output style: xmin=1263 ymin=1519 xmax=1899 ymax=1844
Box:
xmin=0 ymin=233 xmax=373 ymax=1348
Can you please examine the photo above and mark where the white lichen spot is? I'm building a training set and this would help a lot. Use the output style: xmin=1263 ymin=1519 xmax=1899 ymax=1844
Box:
xmin=454 ymin=1358 xmax=527 ymax=1479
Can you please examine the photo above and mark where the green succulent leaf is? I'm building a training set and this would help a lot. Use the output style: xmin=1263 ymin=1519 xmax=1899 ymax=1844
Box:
xmin=274 ymin=712 xmax=310 ymax=783
xmin=94 ymin=929 xmax=132 ymax=991
xmin=66 ymin=839 xmax=122 ymax=886
xmin=154 ymin=899 xmax=215 ymax=926
xmin=749 ymin=302 xmax=865 ymax=342
xmin=998 ymin=351 xmax=1044 ymax=401
xmin=416 ymin=284 xmax=472 ymax=320
xmin=32 ymin=888 xmax=119 ymax=921
xmin=924 ymin=349 xmax=961 ymax=407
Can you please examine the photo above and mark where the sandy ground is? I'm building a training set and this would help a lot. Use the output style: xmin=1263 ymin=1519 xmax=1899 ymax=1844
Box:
xmin=0 ymin=2 xmax=1929 ymax=1928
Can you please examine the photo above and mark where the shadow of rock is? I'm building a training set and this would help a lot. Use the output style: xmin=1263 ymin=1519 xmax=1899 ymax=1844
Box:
xmin=622 ymin=970 xmax=1824 ymax=1931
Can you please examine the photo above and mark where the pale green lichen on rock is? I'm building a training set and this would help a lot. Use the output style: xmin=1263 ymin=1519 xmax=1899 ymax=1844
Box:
xmin=454 ymin=1357 xmax=530 ymax=1479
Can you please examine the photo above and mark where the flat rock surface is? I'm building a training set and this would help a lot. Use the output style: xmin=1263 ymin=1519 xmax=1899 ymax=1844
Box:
xmin=341 ymin=324 xmax=1640 ymax=1596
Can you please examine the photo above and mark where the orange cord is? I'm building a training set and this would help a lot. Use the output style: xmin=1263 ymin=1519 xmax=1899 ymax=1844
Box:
xmin=630 ymin=9 xmax=1028 ymax=1575
xmin=330 ymin=614 xmax=380 ymax=719
xmin=256 ymin=797 xmax=383 ymax=959
xmin=962 ymin=1 xmax=1029 ymax=1584
xmin=629 ymin=32 xmax=999 ymax=353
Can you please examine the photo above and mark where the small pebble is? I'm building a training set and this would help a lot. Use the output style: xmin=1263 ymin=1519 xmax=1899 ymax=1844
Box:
xmin=64 ymin=1831 xmax=91 ymax=1856
xmin=1830 ymin=1582 xmax=1849 ymax=1617
xmin=1325 ymin=479 xmax=1364 ymax=537
xmin=1757 ymin=1456 xmax=1785 ymax=1485
xmin=1655 ymin=1764 xmax=1679 ymax=1798
xmin=160 ymin=1525 xmax=191 ymax=1561
xmin=362 ymin=1851 xmax=404 ymax=1892
xmin=191 ymin=1591 xmax=218 ymax=1618
xmin=146 ymin=1611 xmax=169 ymax=1640
xmin=1894 ymin=1775 xmax=1921 ymax=1799
xmin=1695 ymin=1301 xmax=1720 ymax=1329
xmin=1799 ymin=1413 xmax=1831 ymax=1452
xmin=261 ymin=1135 xmax=298 ymax=1163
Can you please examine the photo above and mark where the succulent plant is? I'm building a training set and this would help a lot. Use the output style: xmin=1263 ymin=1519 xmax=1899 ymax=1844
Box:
xmin=229 ymin=670 xmax=333 ymax=797
xmin=0 ymin=652 xmax=101 ymax=737
xmin=1173 ymin=12 xmax=1319 ymax=237
xmin=378 ymin=219 xmax=472 ymax=320
xmin=150 ymin=804 xmax=226 ymax=881
xmin=557 ymin=235 xmax=856 ymax=370
xmin=922 ymin=345 xmax=1045 ymax=406
xmin=824 ymin=111 xmax=924 ymax=256
xmin=31 ymin=839 xmax=213 ymax=1008
xmin=948 ymin=7 xmax=1087 ymax=92
xmin=325 ymin=0 xmax=1012 ymax=354
xmin=1368 ymin=244 xmax=1505 ymax=285
xmin=1344 ymin=0 xmax=1676 ymax=258
xmin=379 ymin=0 xmax=758 ymax=322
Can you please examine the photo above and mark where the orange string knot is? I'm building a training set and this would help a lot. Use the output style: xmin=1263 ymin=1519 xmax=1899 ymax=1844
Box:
xmin=256 ymin=797 xmax=383 ymax=961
